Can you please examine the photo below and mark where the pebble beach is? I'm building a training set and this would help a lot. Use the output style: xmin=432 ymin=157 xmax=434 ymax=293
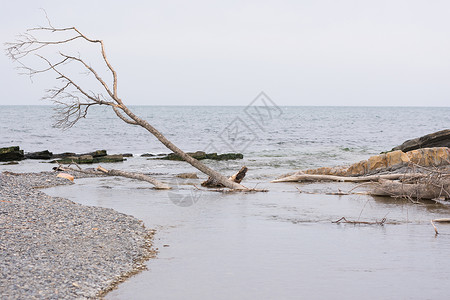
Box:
xmin=0 ymin=171 xmax=155 ymax=299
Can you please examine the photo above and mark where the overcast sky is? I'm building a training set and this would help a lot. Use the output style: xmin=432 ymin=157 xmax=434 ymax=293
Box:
xmin=1 ymin=0 xmax=449 ymax=106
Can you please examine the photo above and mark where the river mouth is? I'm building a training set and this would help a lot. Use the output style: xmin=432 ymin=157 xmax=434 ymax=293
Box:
xmin=44 ymin=176 xmax=450 ymax=300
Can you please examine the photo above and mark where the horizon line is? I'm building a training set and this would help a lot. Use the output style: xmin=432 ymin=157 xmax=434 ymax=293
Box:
xmin=1 ymin=104 xmax=449 ymax=108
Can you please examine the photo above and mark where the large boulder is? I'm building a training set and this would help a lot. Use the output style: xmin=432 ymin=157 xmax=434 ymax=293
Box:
xmin=392 ymin=129 xmax=450 ymax=152
xmin=386 ymin=150 xmax=410 ymax=168
xmin=0 ymin=146 xmax=24 ymax=162
xmin=406 ymin=147 xmax=450 ymax=166
xmin=346 ymin=160 xmax=367 ymax=176
xmin=367 ymin=154 xmax=387 ymax=171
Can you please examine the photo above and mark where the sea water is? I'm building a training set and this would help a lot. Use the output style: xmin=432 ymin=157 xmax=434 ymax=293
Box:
xmin=2 ymin=105 xmax=450 ymax=299
xmin=1 ymin=105 xmax=449 ymax=173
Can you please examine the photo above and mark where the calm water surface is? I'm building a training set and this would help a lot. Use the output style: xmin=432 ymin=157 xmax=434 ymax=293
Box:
xmin=2 ymin=105 xmax=450 ymax=299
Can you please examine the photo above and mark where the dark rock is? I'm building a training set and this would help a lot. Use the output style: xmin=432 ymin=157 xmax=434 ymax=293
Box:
xmin=176 ymin=173 xmax=199 ymax=179
xmin=141 ymin=153 xmax=156 ymax=157
xmin=52 ymin=156 xmax=79 ymax=164
xmin=80 ymin=150 xmax=107 ymax=157
xmin=165 ymin=151 xmax=207 ymax=161
xmin=123 ymin=153 xmax=133 ymax=157
xmin=0 ymin=146 xmax=24 ymax=162
xmin=204 ymin=152 xmax=244 ymax=160
xmin=94 ymin=154 xmax=124 ymax=163
xmin=53 ymin=154 xmax=124 ymax=164
xmin=25 ymin=150 xmax=53 ymax=160
xmin=53 ymin=150 xmax=107 ymax=159
xmin=78 ymin=155 xmax=94 ymax=164
xmin=160 ymin=151 xmax=243 ymax=161
xmin=215 ymin=153 xmax=244 ymax=160
xmin=52 ymin=152 xmax=77 ymax=159
xmin=392 ymin=129 xmax=450 ymax=152
xmin=205 ymin=153 xmax=218 ymax=160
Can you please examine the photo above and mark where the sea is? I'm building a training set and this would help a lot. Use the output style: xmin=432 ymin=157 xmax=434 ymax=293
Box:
xmin=1 ymin=105 xmax=450 ymax=299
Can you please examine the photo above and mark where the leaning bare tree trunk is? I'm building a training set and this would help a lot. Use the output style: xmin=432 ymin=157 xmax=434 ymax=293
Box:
xmin=119 ymin=106 xmax=246 ymax=190
xmin=5 ymin=21 xmax=247 ymax=190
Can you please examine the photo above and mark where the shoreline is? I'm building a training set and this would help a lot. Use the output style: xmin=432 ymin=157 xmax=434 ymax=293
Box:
xmin=0 ymin=171 xmax=156 ymax=299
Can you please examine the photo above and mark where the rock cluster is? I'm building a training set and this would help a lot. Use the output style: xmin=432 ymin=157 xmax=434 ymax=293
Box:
xmin=158 ymin=151 xmax=243 ymax=161
xmin=52 ymin=152 xmax=124 ymax=164
xmin=25 ymin=150 xmax=53 ymax=160
xmin=0 ymin=146 xmax=126 ymax=164
xmin=0 ymin=146 xmax=24 ymax=162
xmin=304 ymin=147 xmax=450 ymax=177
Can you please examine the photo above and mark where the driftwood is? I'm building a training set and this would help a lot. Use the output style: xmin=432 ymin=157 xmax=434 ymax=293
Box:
xmin=202 ymin=166 xmax=248 ymax=188
xmin=271 ymin=173 xmax=424 ymax=183
xmin=55 ymin=165 xmax=170 ymax=190
xmin=200 ymin=186 xmax=269 ymax=193
xmin=431 ymin=220 xmax=440 ymax=235
xmin=96 ymin=166 xmax=170 ymax=190
xmin=432 ymin=218 xmax=450 ymax=223
xmin=295 ymin=187 xmax=369 ymax=196
xmin=278 ymin=166 xmax=450 ymax=201
xmin=332 ymin=217 xmax=387 ymax=225
xmin=370 ymin=179 xmax=450 ymax=200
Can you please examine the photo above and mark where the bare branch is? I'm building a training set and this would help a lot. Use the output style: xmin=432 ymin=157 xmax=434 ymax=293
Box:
xmin=112 ymin=107 xmax=138 ymax=125
xmin=59 ymin=52 xmax=115 ymax=100
xmin=52 ymin=99 xmax=96 ymax=128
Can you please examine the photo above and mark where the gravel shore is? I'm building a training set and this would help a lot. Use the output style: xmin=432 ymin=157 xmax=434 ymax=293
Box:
xmin=0 ymin=171 xmax=155 ymax=299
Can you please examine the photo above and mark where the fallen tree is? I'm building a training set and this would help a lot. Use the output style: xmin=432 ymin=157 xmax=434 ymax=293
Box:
xmin=55 ymin=165 xmax=171 ymax=190
xmin=370 ymin=179 xmax=450 ymax=200
xmin=6 ymin=17 xmax=248 ymax=190
xmin=274 ymin=167 xmax=450 ymax=201
xmin=271 ymin=172 xmax=425 ymax=183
